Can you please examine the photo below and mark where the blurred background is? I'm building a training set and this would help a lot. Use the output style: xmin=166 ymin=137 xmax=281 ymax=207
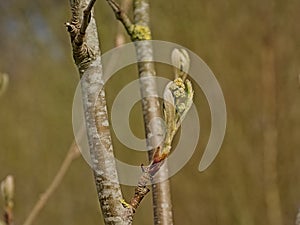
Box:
xmin=0 ymin=0 xmax=300 ymax=224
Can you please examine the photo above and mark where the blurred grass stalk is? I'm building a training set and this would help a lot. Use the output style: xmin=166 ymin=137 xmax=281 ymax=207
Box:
xmin=261 ymin=36 xmax=283 ymax=225
xmin=22 ymin=142 xmax=80 ymax=225
xmin=260 ymin=2 xmax=283 ymax=224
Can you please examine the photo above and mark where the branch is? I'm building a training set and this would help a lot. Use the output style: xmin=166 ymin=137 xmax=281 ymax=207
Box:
xmin=22 ymin=142 xmax=80 ymax=225
xmin=107 ymin=0 xmax=133 ymax=38
xmin=67 ymin=1 xmax=132 ymax=224
xmin=124 ymin=49 xmax=194 ymax=218
xmin=79 ymin=0 xmax=97 ymax=43
xmin=66 ymin=0 xmax=97 ymax=73
xmin=107 ymin=0 xmax=151 ymax=41
xmin=133 ymin=1 xmax=175 ymax=224
xmin=115 ymin=0 xmax=132 ymax=46
xmin=82 ymin=0 xmax=97 ymax=27
xmin=106 ymin=0 xmax=175 ymax=224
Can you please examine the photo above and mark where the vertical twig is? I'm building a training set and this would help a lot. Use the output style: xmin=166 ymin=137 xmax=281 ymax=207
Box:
xmin=106 ymin=0 xmax=174 ymax=223
xmin=132 ymin=1 xmax=174 ymax=224
xmin=115 ymin=0 xmax=132 ymax=46
xmin=67 ymin=0 xmax=132 ymax=224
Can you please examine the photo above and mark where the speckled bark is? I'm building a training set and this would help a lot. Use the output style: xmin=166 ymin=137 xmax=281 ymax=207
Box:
xmin=67 ymin=0 xmax=132 ymax=224
xmin=133 ymin=0 xmax=174 ymax=224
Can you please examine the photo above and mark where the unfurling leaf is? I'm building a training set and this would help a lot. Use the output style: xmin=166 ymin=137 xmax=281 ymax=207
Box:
xmin=152 ymin=48 xmax=194 ymax=164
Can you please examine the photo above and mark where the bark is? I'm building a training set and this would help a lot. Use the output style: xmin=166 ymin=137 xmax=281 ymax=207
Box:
xmin=132 ymin=1 xmax=174 ymax=224
xmin=115 ymin=0 xmax=132 ymax=46
xmin=67 ymin=0 xmax=132 ymax=224
xmin=106 ymin=0 xmax=174 ymax=223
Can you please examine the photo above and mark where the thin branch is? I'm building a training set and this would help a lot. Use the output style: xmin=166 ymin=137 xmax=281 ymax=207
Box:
xmin=79 ymin=0 xmax=97 ymax=41
xmin=115 ymin=0 xmax=132 ymax=46
xmin=107 ymin=0 xmax=133 ymax=37
xmin=22 ymin=142 xmax=80 ymax=225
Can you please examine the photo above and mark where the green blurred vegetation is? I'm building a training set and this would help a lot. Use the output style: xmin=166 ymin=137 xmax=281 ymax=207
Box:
xmin=0 ymin=0 xmax=300 ymax=224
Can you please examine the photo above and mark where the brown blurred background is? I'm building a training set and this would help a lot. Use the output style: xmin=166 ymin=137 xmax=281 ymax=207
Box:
xmin=0 ymin=0 xmax=299 ymax=224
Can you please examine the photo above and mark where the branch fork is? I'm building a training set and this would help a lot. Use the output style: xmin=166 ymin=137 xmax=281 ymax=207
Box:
xmin=66 ymin=0 xmax=195 ymax=222
xmin=107 ymin=0 xmax=151 ymax=41
xmin=118 ymin=46 xmax=194 ymax=212
xmin=66 ymin=0 xmax=97 ymax=72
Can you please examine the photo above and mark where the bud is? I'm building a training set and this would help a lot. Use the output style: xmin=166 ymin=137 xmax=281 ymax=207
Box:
xmin=171 ymin=48 xmax=190 ymax=81
xmin=1 ymin=175 xmax=14 ymax=204
xmin=0 ymin=73 xmax=9 ymax=96
xmin=296 ymin=208 xmax=300 ymax=225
